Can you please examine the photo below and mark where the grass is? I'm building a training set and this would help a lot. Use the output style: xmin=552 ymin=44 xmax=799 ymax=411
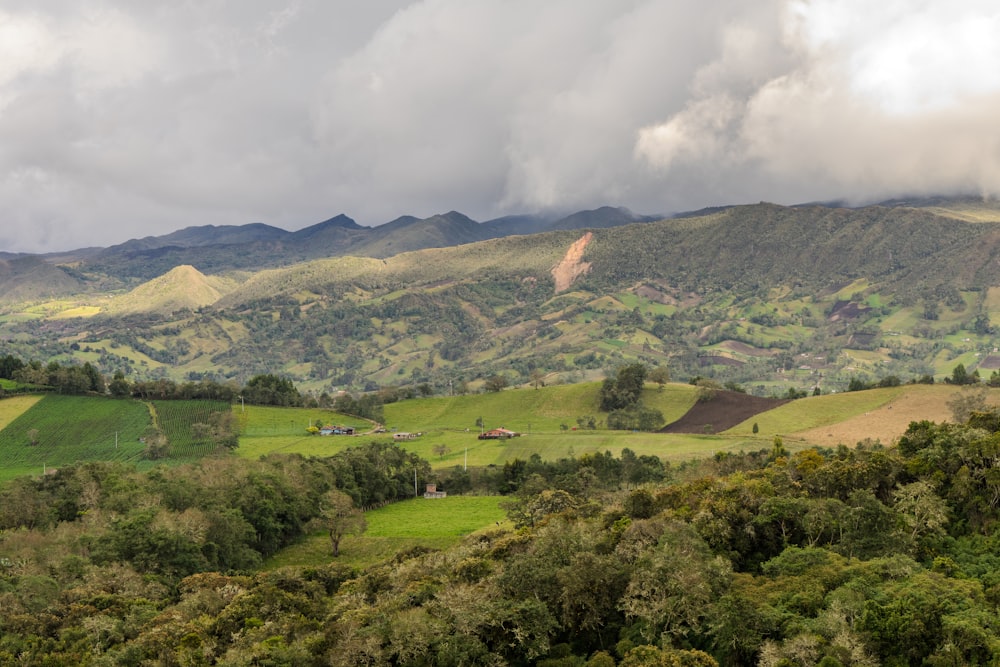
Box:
xmin=264 ymin=495 xmax=507 ymax=570
xmin=0 ymin=395 xmax=150 ymax=481
xmin=726 ymin=387 xmax=905 ymax=437
xmin=235 ymin=405 xmax=374 ymax=460
xmin=0 ymin=381 xmax=964 ymax=483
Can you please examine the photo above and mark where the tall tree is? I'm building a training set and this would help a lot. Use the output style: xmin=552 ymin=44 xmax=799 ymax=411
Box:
xmin=313 ymin=489 xmax=367 ymax=557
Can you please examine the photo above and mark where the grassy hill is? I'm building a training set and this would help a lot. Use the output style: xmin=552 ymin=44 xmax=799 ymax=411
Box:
xmin=104 ymin=265 xmax=237 ymax=315
xmin=7 ymin=199 xmax=1000 ymax=402
xmin=0 ymin=380 xmax=984 ymax=483
xmin=7 ymin=202 xmax=1000 ymax=395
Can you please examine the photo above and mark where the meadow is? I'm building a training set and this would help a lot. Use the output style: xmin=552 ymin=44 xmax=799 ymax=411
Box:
xmin=264 ymin=495 xmax=506 ymax=569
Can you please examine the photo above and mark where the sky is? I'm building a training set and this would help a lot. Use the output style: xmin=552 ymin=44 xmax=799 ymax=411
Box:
xmin=2 ymin=0 xmax=1000 ymax=253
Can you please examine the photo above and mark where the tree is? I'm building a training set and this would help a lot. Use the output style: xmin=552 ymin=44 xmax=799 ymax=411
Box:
xmin=947 ymin=363 xmax=977 ymax=386
xmin=27 ymin=428 xmax=39 ymax=446
xmin=433 ymin=444 xmax=451 ymax=459
xmin=108 ymin=371 xmax=131 ymax=397
xmin=648 ymin=366 xmax=670 ymax=391
xmin=484 ymin=374 xmax=508 ymax=392
xmin=947 ymin=386 xmax=990 ymax=423
xmin=600 ymin=363 xmax=648 ymax=411
xmin=313 ymin=489 xmax=367 ymax=557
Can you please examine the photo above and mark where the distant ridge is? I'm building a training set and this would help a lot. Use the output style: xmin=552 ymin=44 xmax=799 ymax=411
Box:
xmin=60 ymin=206 xmax=658 ymax=281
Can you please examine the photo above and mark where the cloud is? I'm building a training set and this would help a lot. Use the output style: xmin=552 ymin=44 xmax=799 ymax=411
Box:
xmin=1 ymin=1 xmax=999 ymax=253
xmin=637 ymin=0 xmax=1000 ymax=205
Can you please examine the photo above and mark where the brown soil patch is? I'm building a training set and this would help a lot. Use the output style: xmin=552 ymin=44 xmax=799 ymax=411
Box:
xmin=552 ymin=232 xmax=593 ymax=293
xmin=660 ymin=390 xmax=788 ymax=434
xmin=828 ymin=300 xmax=871 ymax=321
xmin=635 ymin=284 xmax=675 ymax=304
xmin=978 ymin=355 xmax=1000 ymax=370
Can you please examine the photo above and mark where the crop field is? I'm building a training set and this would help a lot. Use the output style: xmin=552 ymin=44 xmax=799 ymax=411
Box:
xmin=265 ymin=495 xmax=506 ymax=569
xmin=152 ymin=399 xmax=233 ymax=460
xmin=0 ymin=395 xmax=150 ymax=481
xmin=726 ymin=387 xmax=905 ymax=437
xmin=0 ymin=395 xmax=43 ymax=431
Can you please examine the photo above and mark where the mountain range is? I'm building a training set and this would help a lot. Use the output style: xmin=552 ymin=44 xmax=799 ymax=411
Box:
xmin=3 ymin=195 xmax=1000 ymax=396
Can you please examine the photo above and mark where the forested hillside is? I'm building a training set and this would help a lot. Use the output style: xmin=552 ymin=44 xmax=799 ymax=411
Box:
xmin=3 ymin=414 xmax=1000 ymax=664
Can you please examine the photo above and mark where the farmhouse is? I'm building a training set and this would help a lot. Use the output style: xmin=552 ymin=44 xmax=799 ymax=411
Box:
xmin=393 ymin=432 xmax=417 ymax=441
xmin=319 ymin=425 xmax=355 ymax=436
xmin=478 ymin=427 xmax=520 ymax=440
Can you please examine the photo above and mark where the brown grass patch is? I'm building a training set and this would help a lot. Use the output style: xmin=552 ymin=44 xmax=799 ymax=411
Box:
xmin=793 ymin=384 xmax=956 ymax=446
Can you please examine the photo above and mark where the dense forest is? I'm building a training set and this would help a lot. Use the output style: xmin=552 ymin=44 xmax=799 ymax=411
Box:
xmin=3 ymin=408 xmax=1000 ymax=664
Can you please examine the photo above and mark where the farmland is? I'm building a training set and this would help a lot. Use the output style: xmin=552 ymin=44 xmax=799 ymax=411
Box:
xmin=0 ymin=379 xmax=975 ymax=483
xmin=0 ymin=395 xmax=150 ymax=481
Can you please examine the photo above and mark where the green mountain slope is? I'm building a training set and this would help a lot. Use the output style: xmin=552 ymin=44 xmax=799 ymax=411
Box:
xmin=5 ymin=199 xmax=1000 ymax=396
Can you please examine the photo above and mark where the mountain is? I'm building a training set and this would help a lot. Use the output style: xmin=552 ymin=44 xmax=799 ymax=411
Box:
xmin=352 ymin=211 xmax=484 ymax=258
xmin=6 ymin=196 xmax=1000 ymax=397
xmin=103 ymin=222 xmax=288 ymax=253
xmin=51 ymin=207 xmax=661 ymax=282
xmin=0 ymin=256 xmax=88 ymax=303
xmin=545 ymin=206 xmax=657 ymax=231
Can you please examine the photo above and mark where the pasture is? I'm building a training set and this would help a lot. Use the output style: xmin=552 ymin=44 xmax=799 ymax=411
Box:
xmin=264 ymin=495 xmax=506 ymax=570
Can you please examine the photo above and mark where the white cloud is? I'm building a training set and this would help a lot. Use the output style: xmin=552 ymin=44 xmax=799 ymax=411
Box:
xmin=1 ymin=0 xmax=999 ymax=252
xmin=636 ymin=0 xmax=1000 ymax=205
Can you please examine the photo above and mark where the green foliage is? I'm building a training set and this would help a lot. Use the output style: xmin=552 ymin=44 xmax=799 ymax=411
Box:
xmin=606 ymin=404 xmax=665 ymax=431
xmin=242 ymin=373 xmax=301 ymax=406
xmin=600 ymin=363 xmax=648 ymax=411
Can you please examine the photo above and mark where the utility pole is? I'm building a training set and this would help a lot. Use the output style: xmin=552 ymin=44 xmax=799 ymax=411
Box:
xmin=414 ymin=468 xmax=418 ymax=498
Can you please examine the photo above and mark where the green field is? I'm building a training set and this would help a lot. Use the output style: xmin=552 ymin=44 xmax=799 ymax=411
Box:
xmin=0 ymin=394 xmax=150 ymax=480
xmin=265 ymin=495 xmax=506 ymax=569
xmin=725 ymin=387 xmax=905 ymax=436
xmin=236 ymin=405 xmax=373 ymax=459
xmin=0 ymin=379 xmax=942 ymax=483
xmin=152 ymin=399 xmax=234 ymax=460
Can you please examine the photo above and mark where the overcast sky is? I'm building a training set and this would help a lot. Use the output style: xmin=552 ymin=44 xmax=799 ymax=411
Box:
xmin=2 ymin=1 xmax=999 ymax=253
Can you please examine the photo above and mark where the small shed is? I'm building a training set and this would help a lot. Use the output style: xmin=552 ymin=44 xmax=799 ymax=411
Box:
xmin=424 ymin=483 xmax=447 ymax=499
xmin=393 ymin=432 xmax=417 ymax=441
